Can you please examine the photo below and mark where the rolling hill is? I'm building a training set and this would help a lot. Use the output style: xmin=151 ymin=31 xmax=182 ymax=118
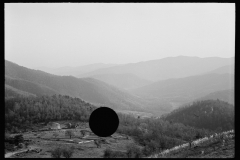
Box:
xmin=5 ymin=75 xmax=59 ymax=96
xmin=79 ymin=56 xmax=234 ymax=81
xmin=162 ymin=99 xmax=234 ymax=131
xmin=4 ymin=60 xmax=155 ymax=112
xmin=5 ymin=84 xmax=36 ymax=99
xmin=130 ymin=73 xmax=234 ymax=105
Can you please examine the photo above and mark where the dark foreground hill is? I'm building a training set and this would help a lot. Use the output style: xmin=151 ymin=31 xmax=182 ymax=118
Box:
xmin=162 ymin=100 xmax=234 ymax=131
xmin=5 ymin=95 xmax=97 ymax=133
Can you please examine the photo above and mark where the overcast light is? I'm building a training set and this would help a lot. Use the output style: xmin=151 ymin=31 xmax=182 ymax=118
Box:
xmin=5 ymin=3 xmax=235 ymax=68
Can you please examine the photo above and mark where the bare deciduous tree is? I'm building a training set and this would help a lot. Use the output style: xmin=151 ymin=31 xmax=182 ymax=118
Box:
xmin=65 ymin=130 xmax=74 ymax=139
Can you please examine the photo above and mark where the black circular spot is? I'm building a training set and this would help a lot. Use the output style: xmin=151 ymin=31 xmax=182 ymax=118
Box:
xmin=89 ymin=107 xmax=119 ymax=137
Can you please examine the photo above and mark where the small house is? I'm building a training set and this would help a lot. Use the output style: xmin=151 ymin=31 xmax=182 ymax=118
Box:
xmin=48 ymin=122 xmax=61 ymax=130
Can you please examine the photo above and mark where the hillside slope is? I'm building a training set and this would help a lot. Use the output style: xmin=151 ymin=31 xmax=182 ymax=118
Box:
xmin=5 ymin=95 xmax=97 ymax=133
xmin=205 ymin=64 xmax=234 ymax=75
xmin=5 ymin=84 xmax=36 ymax=99
xmin=130 ymin=73 xmax=234 ymax=104
xmin=5 ymin=75 xmax=59 ymax=96
xmin=149 ymin=130 xmax=234 ymax=158
xmin=162 ymin=100 xmax=234 ymax=131
xmin=194 ymin=89 xmax=234 ymax=105
xmin=36 ymin=63 xmax=118 ymax=76
xmin=5 ymin=60 xmax=146 ymax=112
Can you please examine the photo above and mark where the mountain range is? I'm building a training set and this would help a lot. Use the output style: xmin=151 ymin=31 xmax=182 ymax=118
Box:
xmin=130 ymin=73 xmax=234 ymax=105
xmin=78 ymin=56 xmax=234 ymax=81
xmin=5 ymin=60 xmax=149 ymax=112
xmin=5 ymin=60 xmax=174 ymax=114
xmin=5 ymin=56 xmax=234 ymax=116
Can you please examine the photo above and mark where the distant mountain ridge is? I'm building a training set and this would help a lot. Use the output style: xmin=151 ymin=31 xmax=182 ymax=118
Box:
xmin=89 ymin=73 xmax=152 ymax=90
xmin=206 ymin=64 xmax=234 ymax=75
xmin=36 ymin=63 xmax=118 ymax=76
xmin=130 ymin=73 xmax=234 ymax=105
xmin=79 ymin=56 xmax=234 ymax=81
xmin=5 ymin=56 xmax=234 ymax=116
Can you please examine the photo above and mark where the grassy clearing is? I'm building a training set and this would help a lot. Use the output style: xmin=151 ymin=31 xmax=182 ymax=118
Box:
xmin=6 ymin=121 xmax=137 ymax=158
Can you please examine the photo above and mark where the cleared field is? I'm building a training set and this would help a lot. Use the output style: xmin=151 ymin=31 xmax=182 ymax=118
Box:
xmin=5 ymin=121 xmax=136 ymax=158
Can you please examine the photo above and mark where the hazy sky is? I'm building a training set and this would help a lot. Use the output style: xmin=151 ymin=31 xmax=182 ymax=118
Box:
xmin=5 ymin=3 xmax=235 ymax=68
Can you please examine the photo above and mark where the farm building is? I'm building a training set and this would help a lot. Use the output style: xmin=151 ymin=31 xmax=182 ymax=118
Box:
xmin=66 ymin=123 xmax=72 ymax=128
xmin=48 ymin=122 xmax=61 ymax=130
xmin=66 ymin=122 xmax=79 ymax=129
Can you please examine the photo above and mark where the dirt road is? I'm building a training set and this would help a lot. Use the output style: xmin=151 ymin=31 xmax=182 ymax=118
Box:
xmin=5 ymin=146 xmax=39 ymax=158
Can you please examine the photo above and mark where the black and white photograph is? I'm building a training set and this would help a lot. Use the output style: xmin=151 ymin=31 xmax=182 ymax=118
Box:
xmin=5 ymin=3 xmax=234 ymax=158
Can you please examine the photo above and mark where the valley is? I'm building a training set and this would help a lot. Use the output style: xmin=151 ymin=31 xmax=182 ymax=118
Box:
xmin=5 ymin=57 xmax=235 ymax=158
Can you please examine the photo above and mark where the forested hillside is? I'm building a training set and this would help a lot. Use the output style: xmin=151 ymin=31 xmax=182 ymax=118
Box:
xmin=114 ymin=113 xmax=213 ymax=157
xmin=162 ymin=100 xmax=234 ymax=131
xmin=5 ymin=95 xmax=96 ymax=133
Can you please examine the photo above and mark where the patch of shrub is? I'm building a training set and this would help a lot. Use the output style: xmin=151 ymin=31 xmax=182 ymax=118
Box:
xmin=50 ymin=147 xmax=75 ymax=158
xmin=5 ymin=142 xmax=16 ymax=152
xmin=13 ymin=134 xmax=24 ymax=146
xmin=103 ymin=148 xmax=127 ymax=158
xmin=103 ymin=148 xmax=112 ymax=158
xmin=126 ymin=143 xmax=143 ymax=158
xmin=62 ymin=147 xmax=74 ymax=158
xmin=50 ymin=148 xmax=62 ymax=158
